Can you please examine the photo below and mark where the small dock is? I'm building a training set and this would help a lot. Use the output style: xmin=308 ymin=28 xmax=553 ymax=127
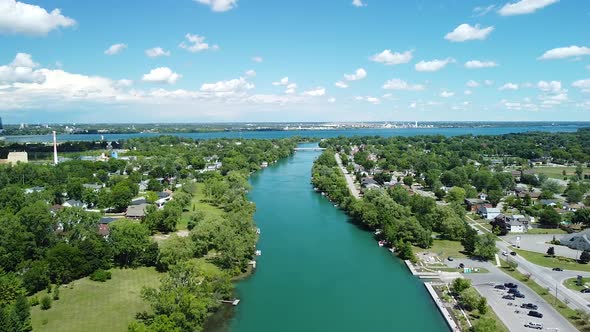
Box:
xmin=221 ymin=299 xmax=241 ymax=306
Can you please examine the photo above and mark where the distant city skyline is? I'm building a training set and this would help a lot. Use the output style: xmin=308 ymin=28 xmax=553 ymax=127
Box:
xmin=0 ymin=0 xmax=589 ymax=122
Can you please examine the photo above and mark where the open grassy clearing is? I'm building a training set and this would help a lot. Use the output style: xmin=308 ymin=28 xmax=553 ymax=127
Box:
xmin=31 ymin=267 xmax=161 ymax=332
xmin=526 ymin=227 xmax=568 ymax=235
xmin=535 ymin=166 xmax=590 ymax=180
xmin=178 ymin=182 xmax=225 ymax=230
xmin=564 ymin=277 xmax=590 ymax=292
xmin=514 ymin=248 xmax=590 ymax=272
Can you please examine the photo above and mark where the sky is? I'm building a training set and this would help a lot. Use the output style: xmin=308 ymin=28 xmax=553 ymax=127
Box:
xmin=0 ymin=0 xmax=589 ymax=123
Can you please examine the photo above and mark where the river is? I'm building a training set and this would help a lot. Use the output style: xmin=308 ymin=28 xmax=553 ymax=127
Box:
xmin=211 ymin=143 xmax=448 ymax=332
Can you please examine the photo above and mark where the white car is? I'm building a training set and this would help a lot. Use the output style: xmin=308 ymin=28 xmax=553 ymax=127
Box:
xmin=524 ymin=322 xmax=543 ymax=330
xmin=502 ymin=251 xmax=508 ymax=256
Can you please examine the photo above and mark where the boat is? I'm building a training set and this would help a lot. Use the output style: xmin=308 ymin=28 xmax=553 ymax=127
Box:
xmin=256 ymin=228 xmax=261 ymax=235
xmin=255 ymin=250 xmax=262 ymax=256
xmin=374 ymin=229 xmax=382 ymax=235
xmin=388 ymin=247 xmax=395 ymax=253
xmin=378 ymin=240 xmax=385 ymax=247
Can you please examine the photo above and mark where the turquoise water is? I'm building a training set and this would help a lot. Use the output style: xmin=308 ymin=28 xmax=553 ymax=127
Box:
xmin=3 ymin=124 xmax=584 ymax=143
xmin=221 ymin=144 xmax=448 ymax=332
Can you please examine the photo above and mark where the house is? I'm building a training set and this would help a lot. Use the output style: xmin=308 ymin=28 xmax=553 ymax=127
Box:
xmin=477 ymin=206 xmax=501 ymax=220
xmin=517 ymin=191 xmax=541 ymax=200
xmin=99 ymin=217 xmax=118 ymax=224
xmin=83 ymin=183 xmax=104 ymax=192
xmin=361 ymin=177 xmax=379 ymax=188
xmin=561 ymin=229 xmax=590 ymax=251
xmin=126 ymin=203 xmax=149 ymax=219
xmin=492 ymin=214 xmax=530 ymax=234
xmin=24 ymin=186 xmax=45 ymax=194
xmin=539 ymin=199 xmax=558 ymax=207
xmin=130 ymin=197 xmax=147 ymax=205
xmin=477 ymin=192 xmax=488 ymax=201
xmin=465 ymin=198 xmax=486 ymax=212
xmin=62 ymin=199 xmax=86 ymax=208
xmin=564 ymin=203 xmax=584 ymax=212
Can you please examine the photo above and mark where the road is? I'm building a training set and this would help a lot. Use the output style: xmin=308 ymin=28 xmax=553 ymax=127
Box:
xmin=334 ymin=153 xmax=361 ymax=199
xmin=448 ymin=256 xmax=577 ymax=331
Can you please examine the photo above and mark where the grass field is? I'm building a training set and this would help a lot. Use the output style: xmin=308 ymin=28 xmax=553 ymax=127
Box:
xmin=564 ymin=277 xmax=590 ymax=292
xmin=514 ymin=248 xmax=590 ymax=272
xmin=499 ymin=262 xmax=588 ymax=331
xmin=535 ymin=166 xmax=590 ymax=180
xmin=526 ymin=228 xmax=568 ymax=235
xmin=178 ymin=183 xmax=225 ymax=230
xmin=31 ymin=267 xmax=162 ymax=332
xmin=414 ymin=239 xmax=467 ymax=259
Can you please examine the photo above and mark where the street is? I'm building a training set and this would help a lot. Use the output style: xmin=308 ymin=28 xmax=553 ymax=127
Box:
xmin=334 ymin=153 xmax=361 ymax=199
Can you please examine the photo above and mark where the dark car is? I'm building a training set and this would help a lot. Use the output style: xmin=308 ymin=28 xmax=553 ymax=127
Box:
xmin=552 ymin=267 xmax=563 ymax=271
xmin=515 ymin=292 xmax=526 ymax=298
xmin=510 ymin=251 xmax=517 ymax=256
xmin=508 ymin=288 xmax=519 ymax=294
xmin=504 ymin=282 xmax=518 ymax=288
xmin=502 ymin=294 xmax=515 ymax=300
xmin=448 ymin=257 xmax=454 ymax=261
xmin=495 ymin=285 xmax=507 ymax=290
xmin=521 ymin=303 xmax=538 ymax=310
xmin=581 ymin=288 xmax=590 ymax=293
xmin=459 ymin=263 xmax=465 ymax=269
xmin=528 ymin=311 xmax=543 ymax=318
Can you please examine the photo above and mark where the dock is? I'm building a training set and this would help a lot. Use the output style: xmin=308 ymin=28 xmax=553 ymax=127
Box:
xmin=424 ymin=282 xmax=460 ymax=332
xmin=221 ymin=299 xmax=241 ymax=306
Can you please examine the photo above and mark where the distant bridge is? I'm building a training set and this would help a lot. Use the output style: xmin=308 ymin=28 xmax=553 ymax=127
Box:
xmin=294 ymin=147 xmax=326 ymax=151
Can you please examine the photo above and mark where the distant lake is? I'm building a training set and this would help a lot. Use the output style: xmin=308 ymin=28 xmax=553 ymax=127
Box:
xmin=2 ymin=124 xmax=585 ymax=143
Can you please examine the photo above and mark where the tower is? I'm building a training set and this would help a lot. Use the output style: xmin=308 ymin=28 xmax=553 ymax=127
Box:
xmin=0 ymin=116 xmax=4 ymax=134
xmin=52 ymin=131 xmax=58 ymax=165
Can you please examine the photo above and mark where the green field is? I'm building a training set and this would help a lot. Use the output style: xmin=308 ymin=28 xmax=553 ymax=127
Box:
xmin=534 ymin=166 xmax=590 ymax=180
xmin=514 ymin=248 xmax=590 ymax=272
xmin=31 ymin=267 xmax=161 ymax=332
xmin=564 ymin=277 xmax=590 ymax=292
xmin=525 ymin=228 xmax=568 ymax=235
xmin=414 ymin=239 xmax=467 ymax=259
xmin=178 ymin=182 xmax=225 ymax=230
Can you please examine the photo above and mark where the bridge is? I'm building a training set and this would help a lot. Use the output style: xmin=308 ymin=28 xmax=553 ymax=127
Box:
xmin=294 ymin=147 xmax=326 ymax=151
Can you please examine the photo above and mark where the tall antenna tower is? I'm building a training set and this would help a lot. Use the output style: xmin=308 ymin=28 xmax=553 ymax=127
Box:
xmin=52 ymin=131 xmax=58 ymax=165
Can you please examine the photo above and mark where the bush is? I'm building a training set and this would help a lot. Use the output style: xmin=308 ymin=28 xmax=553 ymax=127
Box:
xmin=580 ymin=251 xmax=590 ymax=264
xmin=40 ymin=295 xmax=52 ymax=310
xmin=30 ymin=296 xmax=39 ymax=307
xmin=89 ymin=269 xmax=112 ymax=282
xmin=53 ymin=285 xmax=60 ymax=300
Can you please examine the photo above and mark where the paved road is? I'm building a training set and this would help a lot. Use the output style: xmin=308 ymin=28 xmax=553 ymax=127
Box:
xmin=448 ymin=257 xmax=577 ymax=331
xmin=334 ymin=153 xmax=361 ymax=199
xmin=503 ymin=234 xmax=580 ymax=260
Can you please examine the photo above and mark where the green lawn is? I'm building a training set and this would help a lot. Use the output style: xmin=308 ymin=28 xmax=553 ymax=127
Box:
xmin=534 ymin=166 xmax=590 ymax=180
xmin=526 ymin=228 xmax=568 ymax=235
xmin=564 ymin=277 xmax=590 ymax=292
xmin=499 ymin=262 xmax=588 ymax=331
xmin=31 ymin=267 xmax=162 ymax=332
xmin=178 ymin=183 xmax=225 ymax=230
xmin=414 ymin=239 xmax=467 ymax=259
xmin=514 ymin=248 xmax=590 ymax=272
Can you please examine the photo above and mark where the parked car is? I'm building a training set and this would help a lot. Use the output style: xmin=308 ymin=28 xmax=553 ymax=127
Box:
xmin=528 ymin=311 xmax=543 ymax=318
xmin=495 ymin=285 xmax=506 ymax=290
xmin=508 ymin=288 xmax=519 ymax=294
xmin=459 ymin=263 xmax=465 ymax=269
xmin=448 ymin=257 xmax=454 ymax=261
xmin=521 ymin=303 xmax=538 ymax=310
xmin=502 ymin=250 xmax=508 ymax=256
xmin=502 ymin=294 xmax=515 ymax=300
xmin=524 ymin=322 xmax=543 ymax=330
xmin=581 ymin=288 xmax=590 ymax=293
xmin=504 ymin=282 xmax=518 ymax=288
xmin=510 ymin=251 xmax=517 ymax=256
xmin=515 ymin=292 xmax=526 ymax=298
xmin=552 ymin=267 xmax=563 ymax=271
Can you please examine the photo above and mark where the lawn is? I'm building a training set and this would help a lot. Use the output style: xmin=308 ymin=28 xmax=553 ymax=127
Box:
xmin=564 ymin=277 xmax=590 ymax=292
xmin=499 ymin=262 xmax=588 ymax=331
xmin=535 ymin=166 xmax=590 ymax=180
xmin=414 ymin=239 xmax=467 ymax=259
xmin=514 ymin=248 xmax=590 ymax=272
xmin=526 ymin=227 xmax=568 ymax=235
xmin=31 ymin=267 xmax=162 ymax=332
xmin=178 ymin=183 xmax=225 ymax=230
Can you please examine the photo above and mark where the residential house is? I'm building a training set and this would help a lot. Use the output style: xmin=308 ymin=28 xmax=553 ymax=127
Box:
xmin=477 ymin=206 xmax=501 ymax=220
xmin=62 ymin=199 xmax=86 ymax=208
xmin=83 ymin=183 xmax=104 ymax=192
xmin=539 ymin=199 xmax=558 ymax=207
xmin=465 ymin=198 xmax=486 ymax=212
xmin=126 ymin=203 xmax=149 ymax=219
xmin=477 ymin=192 xmax=488 ymax=201
xmin=564 ymin=203 xmax=584 ymax=212
xmin=492 ymin=214 xmax=530 ymax=234
xmin=24 ymin=186 xmax=45 ymax=194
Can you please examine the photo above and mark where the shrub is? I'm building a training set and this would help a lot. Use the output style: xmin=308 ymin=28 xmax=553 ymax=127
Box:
xmin=90 ymin=269 xmax=112 ymax=282
xmin=30 ymin=296 xmax=39 ymax=307
xmin=40 ymin=295 xmax=52 ymax=310
xmin=53 ymin=286 xmax=60 ymax=300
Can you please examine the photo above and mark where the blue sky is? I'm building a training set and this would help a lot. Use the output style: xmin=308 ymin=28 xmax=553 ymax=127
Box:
xmin=0 ymin=0 xmax=589 ymax=123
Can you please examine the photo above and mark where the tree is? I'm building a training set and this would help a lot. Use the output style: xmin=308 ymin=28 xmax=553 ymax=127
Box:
xmin=6 ymin=295 xmax=32 ymax=332
xmin=506 ymin=259 xmax=518 ymax=271
xmin=576 ymin=164 xmax=584 ymax=179
xmin=459 ymin=287 xmax=480 ymax=311
xmin=110 ymin=182 xmax=134 ymax=212
xmin=397 ymin=241 xmax=416 ymax=263
xmin=474 ymin=233 xmax=498 ymax=260
xmin=477 ymin=296 xmax=488 ymax=314
xmin=573 ymin=209 xmax=590 ymax=227
xmin=580 ymin=250 xmax=590 ymax=264
xmin=547 ymin=246 xmax=555 ymax=256
xmin=451 ymin=278 xmax=471 ymax=294
xmin=109 ymin=220 xmax=153 ymax=267
xmin=567 ymin=189 xmax=583 ymax=204
xmin=403 ymin=176 xmax=414 ymax=187
xmin=147 ymin=179 xmax=163 ymax=192
xmin=487 ymin=189 xmax=503 ymax=207
xmin=461 ymin=226 xmax=478 ymax=255
xmin=539 ymin=207 xmax=561 ymax=228
xmin=445 ymin=187 xmax=466 ymax=204
xmin=471 ymin=317 xmax=497 ymax=332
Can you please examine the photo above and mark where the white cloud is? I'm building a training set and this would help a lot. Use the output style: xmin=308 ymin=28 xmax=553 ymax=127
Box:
xmin=498 ymin=0 xmax=559 ymax=16
xmin=382 ymin=79 xmax=425 ymax=91
xmin=352 ymin=0 xmax=366 ymax=7
xmin=473 ymin=5 xmax=496 ymax=16
xmin=272 ymin=77 xmax=290 ymax=86
xmin=104 ymin=43 xmax=127 ymax=56
xmin=444 ymin=24 xmax=494 ymax=42
xmin=484 ymin=80 xmax=494 ymax=86
xmin=328 ymin=97 xmax=336 ymax=103
xmin=355 ymin=96 xmax=380 ymax=104
xmin=537 ymin=80 xmax=563 ymax=93
xmin=440 ymin=91 xmax=455 ymax=98
xmin=335 ymin=81 xmax=349 ymax=89
xmin=194 ymin=0 xmax=238 ymax=12
xmin=415 ymin=58 xmax=454 ymax=72
xmin=369 ymin=49 xmax=413 ymax=65
xmin=499 ymin=83 xmax=519 ymax=90
xmin=466 ymin=80 xmax=480 ymax=87
xmin=179 ymin=33 xmax=219 ymax=52
xmin=200 ymin=77 xmax=254 ymax=93
xmin=0 ymin=53 xmax=45 ymax=84
xmin=145 ymin=47 xmax=171 ymax=58
xmin=245 ymin=69 xmax=256 ymax=77
xmin=0 ymin=0 xmax=76 ymax=36
xmin=302 ymin=87 xmax=326 ymax=97
xmin=141 ymin=67 xmax=181 ymax=84
xmin=464 ymin=60 xmax=498 ymax=69
xmin=464 ymin=90 xmax=473 ymax=95
xmin=538 ymin=46 xmax=590 ymax=60
xmin=344 ymin=68 xmax=367 ymax=81
xmin=572 ymin=78 xmax=590 ymax=92
xmin=116 ymin=79 xmax=133 ymax=88
xmin=285 ymin=83 xmax=297 ymax=94
xmin=252 ymin=56 xmax=263 ymax=63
